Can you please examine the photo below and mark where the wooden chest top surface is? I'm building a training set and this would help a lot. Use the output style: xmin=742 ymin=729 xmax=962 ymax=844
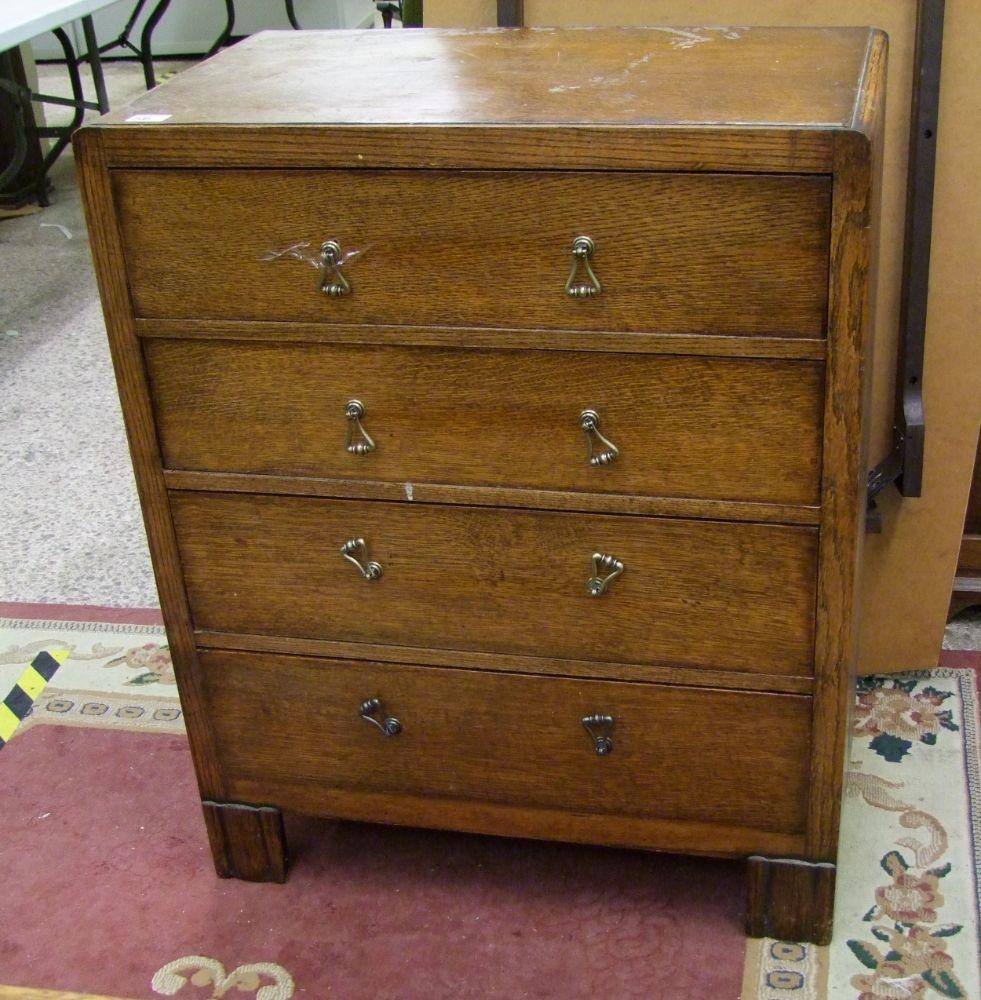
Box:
xmin=91 ymin=25 xmax=881 ymax=131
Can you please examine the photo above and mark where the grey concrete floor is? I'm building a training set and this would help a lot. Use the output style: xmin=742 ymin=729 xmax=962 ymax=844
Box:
xmin=0 ymin=62 xmax=183 ymax=607
xmin=945 ymin=606 xmax=981 ymax=650
xmin=1 ymin=59 xmax=979 ymax=649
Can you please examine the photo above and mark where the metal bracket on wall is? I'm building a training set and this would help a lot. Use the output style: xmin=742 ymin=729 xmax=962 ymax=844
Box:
xmin=495 ymin=0 xmax=946 ymax=535
xmin=497 ymin=1 xmax=524 ymax=28
xmin=866 ymin=0 xmax=944 ymax=532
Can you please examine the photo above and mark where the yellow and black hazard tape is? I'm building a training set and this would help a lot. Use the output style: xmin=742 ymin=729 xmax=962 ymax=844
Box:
xmin=0 ymin=649 xmax=68 ymax=749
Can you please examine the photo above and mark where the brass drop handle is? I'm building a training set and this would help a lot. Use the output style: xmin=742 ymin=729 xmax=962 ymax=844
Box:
xmin=565 ymin=235 xmax=602 ymax=298
xmin=344 ymin=399 xmax=375 ymax=455
xmin=319 ymin=239 xmax=352 ymax=297
xmin=360 ymin=697 xmax=402 ymax=736
xmin=579 ymin=409 xmax=619 ymax=466
xmin=582 ymin=713 xmax=614 ymax=755
xmin=340 ymin=538 xmax=383 ymax=580
xmin=586 ymin=552 xmax=624 ymax=597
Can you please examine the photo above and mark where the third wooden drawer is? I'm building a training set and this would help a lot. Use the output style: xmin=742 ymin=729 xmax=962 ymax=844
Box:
xmin=147 ymin=340 xmax=825 ymax=508
xmin=172 ymin=491 xmax=818 ymax=677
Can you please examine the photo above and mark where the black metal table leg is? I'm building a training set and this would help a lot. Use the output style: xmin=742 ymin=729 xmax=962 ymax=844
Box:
xmin=81 ymin=15 xmax=109 ymax=113
xmin=36 ymin=28 xmax=86 ymax=178
xmin=140 ymin=0 xmax=173 ymax=89
xmin=205 ymin=1 xmax=237 ymax=58
xmin=284 ymin=0 xmax=302 ymax=30
xmin=99 ymin=0 xmax=152 ymax=58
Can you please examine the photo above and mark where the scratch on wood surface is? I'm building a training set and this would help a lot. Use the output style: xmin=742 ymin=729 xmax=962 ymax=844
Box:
xmin=656 ymin=27 xmax=744 ymax=50
xmin=549 ymin=29 xmax=743 ymax=92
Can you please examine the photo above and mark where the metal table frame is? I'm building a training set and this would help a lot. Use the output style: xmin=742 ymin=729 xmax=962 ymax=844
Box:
xmin=0 ymin=0 xmax=310 ymax=206
xmin=0 ymin=13 xmax=108 ymax=207
xmin=99 ymin=0 xmax=306 ymax=90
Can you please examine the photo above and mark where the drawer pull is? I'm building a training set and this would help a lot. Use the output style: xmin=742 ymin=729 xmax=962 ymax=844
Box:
xmin=340 ymin=538 xmax=383 ymax=580
xmin=344 ymin=399 xmax=376 ymax=455
xmin=565 ymin=235 xmax=602 ymax=298
xmin=582 ymin=713 xmax=614 ymax=755
xmin=579 ymin=409 xmax=619 ymax=466
xmin=586 ymin=552 xmax=624 ymax=597
xmin=360 ymin=697 xmax=402 ymax=736
xmin=319 ymin=239 xmax=352 ymax=297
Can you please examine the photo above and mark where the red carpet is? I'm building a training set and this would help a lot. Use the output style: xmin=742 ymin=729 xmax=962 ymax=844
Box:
xmin=0 ymin=724 xmax=746 ymax=999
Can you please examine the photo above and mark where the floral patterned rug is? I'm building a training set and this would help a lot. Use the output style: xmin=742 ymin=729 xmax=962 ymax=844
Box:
xmin=744 ymin=665 xmax=981 ymax=1000
xmin=0 ymin=603 xmax=182 ymax=738
xmin=2 ymin=605 xmax=978 ymax=1000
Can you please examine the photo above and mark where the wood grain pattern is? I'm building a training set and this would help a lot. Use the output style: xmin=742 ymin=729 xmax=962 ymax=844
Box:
xmin=72 ymin=130 xmax=226 ymax=803
xmin=170 ymin=492 xmax=819 ymax=676
xmin=199 ymin=650 xmax=812 ymax=838
xmin=194 ymin=629 xmax=815 ymax=694
xmin=146 ymin=340 xmax=825 ymax=507
xmin=164 ymin=470 xmax=822 ymax=527
xmin=96 ymin=124 xmax=835 ymax=174
xmin=806 ymin=118 xmax=883 ymax=857
xmin=201 ymin=800 xmax=287 ymax=882
xmin=265 ymin=785 xmax=805 ymax=858
xmin=958 ymin=535 xmax=981 ymax=574
xmin=91 ymin=27 xmax=876 ymax=131
xmin=136 ymin=318 xmax=829 ymax=361
xmin=74 ymin=27 xmax=885 ymax=904
xmin=746 ymin=855 xmax=836 ymax=945
xmin=114 ymin=169 xmax=831 ymax=337
xmin=950 ymin=575 xmax=981 ymax=617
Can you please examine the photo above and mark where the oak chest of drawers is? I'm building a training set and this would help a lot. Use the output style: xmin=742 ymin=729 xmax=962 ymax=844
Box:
xmin=77 ymin=25 xmax=884 ymax=944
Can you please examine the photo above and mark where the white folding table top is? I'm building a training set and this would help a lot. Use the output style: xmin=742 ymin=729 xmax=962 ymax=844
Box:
xmin=0 ymin=0 xmax=121 ymax=54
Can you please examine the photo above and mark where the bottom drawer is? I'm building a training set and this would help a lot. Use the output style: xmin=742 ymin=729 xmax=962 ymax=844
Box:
xmin=199 ymin=650 xmax=812 ymax=854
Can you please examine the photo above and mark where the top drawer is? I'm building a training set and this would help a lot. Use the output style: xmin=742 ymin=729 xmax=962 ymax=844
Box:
xmin=113 ymin=169 xmax=830 ymax=336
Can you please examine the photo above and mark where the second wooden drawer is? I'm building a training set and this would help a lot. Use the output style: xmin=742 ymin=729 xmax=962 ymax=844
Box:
xmin=172 ymin=492 xmax=818 ymax=676
xmin=147 ymin=340 xmax=824 ymax=507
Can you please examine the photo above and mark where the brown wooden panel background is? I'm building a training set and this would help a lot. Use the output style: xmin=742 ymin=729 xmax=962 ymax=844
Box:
xmin=427 ymin=0 xmax=981 ymax=673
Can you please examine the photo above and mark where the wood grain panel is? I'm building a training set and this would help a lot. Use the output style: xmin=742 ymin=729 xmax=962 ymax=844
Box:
xmin=164 ymin=470 xmax=822 ymax=527
xmin=201 ymin=801 xmax=287 ymax=882
xmin=194 ymin=629 xmax=815 ymax=693
xmin=96 ymin=124 xmax=835 ymax=174
xmin=113 ymin=169 xmax=831 ymax=337
xmin=146 ymin=340 xmax=825 ymax=506
xmin=171 ymin=492 xmax=818 ymax=676
xmin=137 ymin=318 xmax=828 ymax=360
xmin=91 ymin=27 xmax=873 ymax=131
xmin=199 ymin=650 xmax=812 ymax=837
xmin=746 ymin=855 xmax=836 ymax=945
xmin=254 ymin=785 xmax=804 ymax=858
xmin=73 ymin=131 xmax=227 ymax=803
xmin=807 ymin=126 xmax=881 ymax=860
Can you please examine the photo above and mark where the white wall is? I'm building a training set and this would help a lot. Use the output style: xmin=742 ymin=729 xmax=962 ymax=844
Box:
xmin=30 ymin=0 xmax=375 ymax=59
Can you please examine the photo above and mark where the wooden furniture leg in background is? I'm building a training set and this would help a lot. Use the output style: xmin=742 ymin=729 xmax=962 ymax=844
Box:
xmin=202 ymin=801 xmax=288 ymax=883
xmin=950 ymin=430 xmax=981 ymax=616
